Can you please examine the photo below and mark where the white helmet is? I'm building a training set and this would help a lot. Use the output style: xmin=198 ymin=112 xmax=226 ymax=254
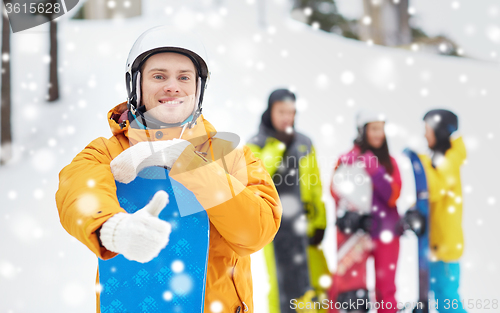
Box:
xmin=125 ymin=26 xmax=210 ymax=128
xmin=356 ymin=109 xmax=386 ymax=130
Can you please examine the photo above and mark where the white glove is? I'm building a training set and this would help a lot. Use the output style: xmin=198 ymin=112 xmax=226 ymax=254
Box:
xmin=99 ymin=190 xmax=172 ymax=263
xmin=110 ymin=139 xmax=192 ymax=183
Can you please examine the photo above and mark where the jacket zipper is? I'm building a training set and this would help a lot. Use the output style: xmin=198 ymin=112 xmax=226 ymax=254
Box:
xmin=231 ymin=259 xmax=249 ymax=312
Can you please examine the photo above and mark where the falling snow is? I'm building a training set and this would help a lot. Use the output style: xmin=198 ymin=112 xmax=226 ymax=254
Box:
xmin=340 ymin=71 xmax=355 ymax=85
xmin=0 ymin=2 xmax=498 ymax=312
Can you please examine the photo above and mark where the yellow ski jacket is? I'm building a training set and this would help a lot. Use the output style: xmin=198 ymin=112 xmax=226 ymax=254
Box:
xmin=419 ymin=136 xmax=467 ymax=262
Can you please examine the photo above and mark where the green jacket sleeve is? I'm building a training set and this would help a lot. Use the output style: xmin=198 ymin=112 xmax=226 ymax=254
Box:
xmin=247 ymin=137 xmax=287 ymax=177
xmin=299 ymin=145 xmax=327 ymax=235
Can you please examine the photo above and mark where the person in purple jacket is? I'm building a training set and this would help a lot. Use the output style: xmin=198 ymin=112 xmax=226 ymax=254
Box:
xmin=329 ymin=110 xmax=402 ymax=313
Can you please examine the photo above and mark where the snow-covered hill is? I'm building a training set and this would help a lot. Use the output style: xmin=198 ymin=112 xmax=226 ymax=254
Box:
xmin=0 ymin=0 xmax=498 ymax=312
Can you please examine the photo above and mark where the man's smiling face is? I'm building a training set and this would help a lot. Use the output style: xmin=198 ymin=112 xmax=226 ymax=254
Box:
xmin=141 ymin=52 xmax=197 ymax=124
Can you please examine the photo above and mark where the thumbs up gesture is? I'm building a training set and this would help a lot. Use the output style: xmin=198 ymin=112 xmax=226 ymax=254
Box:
xmin=99 ymin=191 xmax=172 ymax=263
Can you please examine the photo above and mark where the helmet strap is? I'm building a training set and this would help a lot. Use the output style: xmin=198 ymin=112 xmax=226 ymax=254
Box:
xmin=186 ymin=77 xmax=203 ymax=129
xmin=135 ymin=71 xmax=141 ymax=110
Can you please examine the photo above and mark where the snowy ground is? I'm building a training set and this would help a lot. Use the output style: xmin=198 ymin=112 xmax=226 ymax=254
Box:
xmin=0 ymin=0 xmax=499 ymax=312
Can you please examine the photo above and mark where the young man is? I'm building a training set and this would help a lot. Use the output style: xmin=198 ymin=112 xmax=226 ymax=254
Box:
xmin=56 ymin=26 xmax=282 ymax=313
xmin=247 ymin=89 xmax=329 ymax=313
xmin=419 ymin=109 xmax=467 ymax=313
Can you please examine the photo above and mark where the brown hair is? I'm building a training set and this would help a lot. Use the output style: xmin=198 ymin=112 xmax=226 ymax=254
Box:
xmin=354 ymin=125 xmax=394 ymax=175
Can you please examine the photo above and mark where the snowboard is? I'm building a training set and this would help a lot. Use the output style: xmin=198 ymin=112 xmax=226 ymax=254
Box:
xmin=403 ymin=149 xmax=430 ymax=313
xmin=331 ymin=164 xmax=374 ymax=312
xmin=98 ymin=166 xmax=210 ymax=313
xmin=332 ymin=164 xmax=373 ymax=278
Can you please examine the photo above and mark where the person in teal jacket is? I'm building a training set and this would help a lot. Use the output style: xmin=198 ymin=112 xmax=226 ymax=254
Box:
xmin=419 ymin=109 xmax=467 ymax=313
xmin=247 ymin=89 xmax=329 ymax=313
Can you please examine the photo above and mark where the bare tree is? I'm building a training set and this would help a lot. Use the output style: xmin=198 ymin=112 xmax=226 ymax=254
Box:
xmin=1 ymin=6 xmax=12 ymax=165
xmin=360 ymin=0 xmax=412 ymax=46
xmin=33 ymin=0 xmax=59 ymax=102
xmin=48 ymin=15 xmax=59 ymax=102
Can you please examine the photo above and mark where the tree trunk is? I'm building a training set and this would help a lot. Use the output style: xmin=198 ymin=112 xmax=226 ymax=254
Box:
xmin=1 ymin=8 xmax=12 ymax=165
xmin=360 ymin=0 xmax=412 ymax=46
xmin=257 ymin=0 xmax=267 ymax=28
xmin=48 ymin=19 xmax=59 ymax=102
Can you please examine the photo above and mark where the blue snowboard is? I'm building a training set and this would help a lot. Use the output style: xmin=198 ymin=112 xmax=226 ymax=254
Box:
xmin=404 ymin=149 xmax=430 ymax=313
xmin=98 ymin=166 xmax=210 ymax=313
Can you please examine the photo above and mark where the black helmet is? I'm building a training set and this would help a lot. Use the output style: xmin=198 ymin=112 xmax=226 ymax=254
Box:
xmin=423 ymin=109 xmax=458 ymax=138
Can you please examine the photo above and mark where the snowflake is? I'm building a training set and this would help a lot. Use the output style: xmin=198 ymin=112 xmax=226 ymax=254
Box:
xmin=380 ymin=230 xmax=393 ymax=243
xmin=95 ymin=283 xmax=103 ymax=294
xmin=171 ymin=260 xmax=185 ymax=273
xmin=31 ymin=149 xmax=56 ymax=173
xmin=164 ymin=7 xmax=173 ymax=15
xmin=67 ymin=126 xmax=76 ymax=135
xmin=488 ymin=5 xmax=499 ymax=17
xmin=316 ymin=74 xmax=329 ymax=88
xmin=7 ymin=190 xmax=17 ymax=200
xmin=48 ymin=138 xmax=57 ymax=147
xmin=293 ymin=253 xmax=305 ymax=264
xmin=162 ymin=291 xmax=173 ymax=301
xmin=319 ymin=274 xmax=332 ymax=288
xmin=487 ymin=197 xmax=496 ymax=205
xmin=210 ymin=300 xmax=223 ymax=313
xmin=487 ymin=26 xmax=500 ymax=43
xmin=219 ymin=7 xmax=228 ymax=16
xmin=42 ymin=55 xmax=51 ymax=64
xmin=295 ymin=98 xmax=308 ymax=112
xmin=76 ymin=193 xmax=100 ymax=215
xmin=321 ymin=124 xmax=334 ymax=137
xmin=0 ymin=261 xmax=17 ymax=279
xmin=340 ymin=71 xmax=355 ymax=85
xmin=33 ymin=189 xmax=44 ymax=200
xmin=66 ymin=42 xmax=76 ymax=51
xmin=62 ymin=282 xmax=86 ymax=306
